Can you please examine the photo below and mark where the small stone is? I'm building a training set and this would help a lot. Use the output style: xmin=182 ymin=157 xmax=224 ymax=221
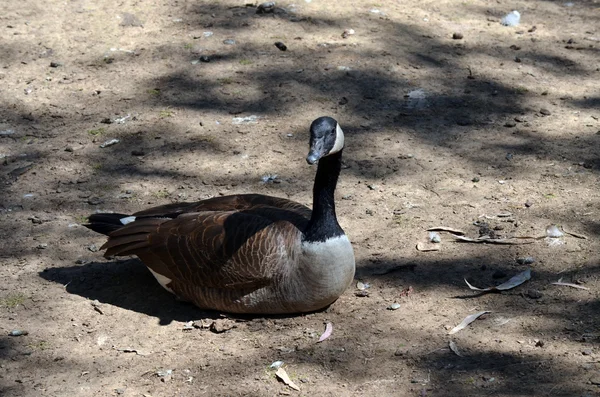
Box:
xmin=367 ymin=184 xmax=378 ymax=191
xmin=274 ymin=42 xmax=287 ymax=51
xmin=514 ymin=116 xmax=526 ymax=122
xmin=514 ymin=57 xmax=522 ymax=63
xmin=223 ymin=39 xmax=236 ymax=45
xmin=506 ymin=153 xmax=514 ymax=160
xmin=526 ymin=289 xmax=542 ymax=299
xmin=131 ymin=149 xmax=145 ymax=156
xmin=64 ymin=146 xmax=74 ymax=152
xmin=9 ymin=330 xmax=29 ymax=337
xmin=452 ymin=32 xmax=463 ymax=40
xmin=87 ymin=197 xmax=104 ymax=205
xmin=504 ymin=121 xmax=516 ymax=128
xmin=49 ymin=61 xmax=63 ymax=68
xmin=535 ymin=340 xmax=544 ymax=347
xmin=541 ymin=90 xmax=548 ymax=96
xmin=256 ymin=1 xmax=276 ymax=14
xmin=388 ymin=303 xmax=401 ymax=310
xmin=199 ymin=55 xmax=211 ymax=63
xmin=365 ymin=209 xmax=374 ymax=216
xmin=210 ymin=319 xmax=236 ymax=333
xmin=37 ymin=243 xmax=48 ymax=249
xmin=582 ymin=349 xmax=593 ymax=356
xmin=590 ymin=377 xmax=600 ymax=385
xmin=509 ymin=45 xmax=521 ymax=50
xmin=540 ymin=108 xmax=552 ymax=116
xmin=517 ymin=256 xmax=535 ymax=265
xmin=472 ymin=177 xmax=480 ymax=183
xmin=88 ymin=244 xmax=99 ymax=252
xmin=342 ymin=29 xmax=355 ymax=39
xmin=524 ymin=200 xmax=533 ymax=208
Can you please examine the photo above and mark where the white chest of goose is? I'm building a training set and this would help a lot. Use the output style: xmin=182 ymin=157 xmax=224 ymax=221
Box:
xmin=85 ymin=116 xmax=355 ymax=314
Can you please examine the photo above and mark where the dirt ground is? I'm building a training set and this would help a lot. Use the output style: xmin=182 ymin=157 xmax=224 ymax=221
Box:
xmin=1 ymin=0 xmax=599 ymax=395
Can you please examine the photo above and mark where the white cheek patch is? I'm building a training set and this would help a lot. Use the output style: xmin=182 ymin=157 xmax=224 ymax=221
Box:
xmin=329 ymin=123 xmax=345 ymax=154
xmin=120 ymin=216 xmax=136 ymax=225
xmin=147 ymin=267 xmax=175 ymax=294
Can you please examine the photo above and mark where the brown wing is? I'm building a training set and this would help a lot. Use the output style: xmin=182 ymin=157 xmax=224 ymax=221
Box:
xmin=102 ymin=205 xmax=307 ymax=290
xmin=133 ymin=193 xmax=311 ymax=220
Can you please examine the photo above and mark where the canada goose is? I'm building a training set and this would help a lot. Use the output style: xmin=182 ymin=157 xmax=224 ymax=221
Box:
xmin=85 ymin=116 xmax=355 ymax=314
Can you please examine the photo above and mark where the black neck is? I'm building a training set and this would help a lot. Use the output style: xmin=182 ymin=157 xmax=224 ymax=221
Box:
xmin=303 ymin=150 xmax=344 ymax=243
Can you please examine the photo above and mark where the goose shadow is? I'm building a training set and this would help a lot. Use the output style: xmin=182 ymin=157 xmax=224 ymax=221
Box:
xmin=39 ymin=259 xmax=221 ymax=325
xmin=38 ymin=258 xmax=332 ymax=324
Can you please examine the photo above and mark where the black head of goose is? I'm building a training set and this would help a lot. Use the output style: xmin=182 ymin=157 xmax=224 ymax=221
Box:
xmin=85 ymin=116 xmax=355 ymax=314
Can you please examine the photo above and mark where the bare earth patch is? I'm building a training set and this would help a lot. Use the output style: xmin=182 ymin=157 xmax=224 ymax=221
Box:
xmin=1 ymin=0 xmax=599 ymax=396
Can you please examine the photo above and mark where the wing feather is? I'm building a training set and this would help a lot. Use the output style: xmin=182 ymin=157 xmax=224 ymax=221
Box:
xmin=103 ymin=203 xmax=307 ymax=293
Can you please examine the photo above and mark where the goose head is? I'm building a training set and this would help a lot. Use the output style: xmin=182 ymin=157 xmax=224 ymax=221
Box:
xmin=306 ymin=116 xmax=345 ymax=165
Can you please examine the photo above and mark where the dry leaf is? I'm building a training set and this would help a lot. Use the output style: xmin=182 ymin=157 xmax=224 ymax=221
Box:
xmin=464 ymin=269 xmax=531 ymax=292
xmin=449 ymin=340 xmax=463 ymax=357
xmin=449 ymin=311 xmax=490 ymax=335
xmin=551 ymin=279 xmax=589 ymax=290
xmin=416 ymin=242 xmax=440 ymax=251
xmin=561 ymin=228 xmax=588 ymax=239
xmin=427 ymin=226 xmax=466 ymax=235
xmin=452 ymin=235 xmax=534 ymax=245
xmin=318 ymin=322 xmax=333 ymax=342
xmin=275 ymin=367 xmax=300 ymax=391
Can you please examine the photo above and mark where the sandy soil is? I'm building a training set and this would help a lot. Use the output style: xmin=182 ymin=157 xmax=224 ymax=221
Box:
xmin=1 ymin=0 xmax=600 ymax=395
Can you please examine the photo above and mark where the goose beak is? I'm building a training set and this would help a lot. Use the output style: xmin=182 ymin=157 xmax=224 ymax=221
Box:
xmin=306 ymin=151 xmax=320 ymax=165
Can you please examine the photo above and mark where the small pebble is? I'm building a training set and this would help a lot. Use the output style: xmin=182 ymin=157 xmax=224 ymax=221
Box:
xmin=256 ymin=1 xmax=276 ymax=14
xmin=540 ymin=108 xmax=552 ymax=116
xmin=506 ymin=153 xmax=514 ymax=160
xmin=524 ymin=200 xmax=533 ymax=208
xmin=9 ymin=330 xmax=29 ymax=337
xmin=223 ymin=39 xmax=236 ymax=45
xmin=504 ymin=121 xmax=516 ymax=128
xmin=388 ymin=303 xmax=401 ymax=310
xmin=452 ymin=32 xmax=463 ymax=40
xmin=199 ymin=55 xmax=211 ymax=63
xmin=429 ymin=232 xmax=441 ymax=243
xmin=582 ymin=349 xmax=593 ymax=356
xmin=87 ymin=197 xmax=104 ymax=205
xmin=526 ymin=289 xmax=542 ymax=299
xmin=37 ymin=243 xmax=48 ymax=249
xmin=590 ymin=377 xmax=600 ymax=386
xmin=514 ymin=57 xmax=522 ymax=63
xmin=516 ymin=256 xmax=535 ymax=265
xmin=270 ymin=361 xmax=284 ymax=369
xmin=501 ymin=10 xmax=521 ymax=27
xmin=342 ymin=29 xmax=355 ymax=39
xmin=472 ymin=176 xmax=480 ymax=183
xmin=50 ymin=61 xmax=63 ymax=68
xmin=88 ymin=244 xmax=99 ymax=252
xmin=274 ymin=42 xmax=287 ymax=51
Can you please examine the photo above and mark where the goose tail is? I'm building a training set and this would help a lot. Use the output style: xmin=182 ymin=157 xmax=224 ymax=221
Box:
xmin=84 ymin=213 xmax=132 ymax=236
